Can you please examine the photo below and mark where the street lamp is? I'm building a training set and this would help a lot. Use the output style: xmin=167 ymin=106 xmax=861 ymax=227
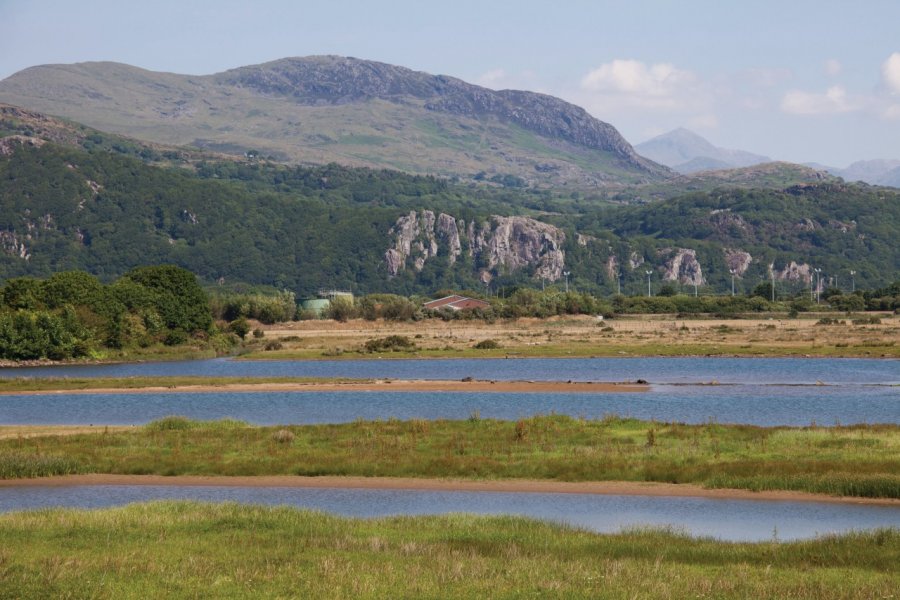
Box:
xmin=563 ymin=271 xmax=570 ymax=293
xmin=729 ymin=269 xmax=736 ymax=297
xmin=645 ymin=270 xmax=653 ymax=297
xmin=814 ymin=268 xmax=822 ymax=304
xmin=849 ymin=270 xmax=856 ymax=293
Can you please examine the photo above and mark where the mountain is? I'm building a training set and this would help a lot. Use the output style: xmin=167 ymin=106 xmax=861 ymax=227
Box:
xmin=0 ymin=56 xmax=672 ymax=187
xmin=839 ymin=160 xmax=900 ymax=186
xmin=878 ymin=166 xmax=900 ymax=187
xmin=802 ymin=159 xmax=900 ymax=187
xmin=636 ymin=128 xmax=771 ymax=174
xmin=1 ymin=126 xmax=896 ymax=294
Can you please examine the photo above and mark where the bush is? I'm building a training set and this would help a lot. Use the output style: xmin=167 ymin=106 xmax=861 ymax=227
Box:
xmin=473 ymin=339 xmax=501 ymax=349
xmin=362 ymin=335 xmax=416 ymax=353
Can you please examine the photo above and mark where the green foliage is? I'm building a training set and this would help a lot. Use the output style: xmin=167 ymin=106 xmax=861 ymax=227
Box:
xmin=362 ymin=335 xmax=416 ymax=353
xmin=123 ymin=266 xmax=212 ymax=335
xmin=0 ymin=267 xmax=219 ymax=360
xmin=228 ymin=317 xmax=251 ymax=339
xmin=0 ymin=142 xmax=897 ymax=297
xmin=473 ymin=339 xmax=501 ymax=349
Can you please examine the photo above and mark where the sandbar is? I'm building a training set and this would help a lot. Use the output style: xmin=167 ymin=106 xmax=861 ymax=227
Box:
xmin=1 ymin=379 xmax=648 ymax=395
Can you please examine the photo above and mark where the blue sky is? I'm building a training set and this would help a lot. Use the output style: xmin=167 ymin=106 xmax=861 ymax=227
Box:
xmin=2 ymin=0 xmax=898 ymax=166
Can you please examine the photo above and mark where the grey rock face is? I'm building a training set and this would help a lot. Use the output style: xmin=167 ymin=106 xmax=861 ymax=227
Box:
xmin=723 ymin=249 xmax=752 ymax=276
xmin=658 ymin=248 xmax=704 ymax=286
xmin=385 ymin=211 xmax=566 ymax=281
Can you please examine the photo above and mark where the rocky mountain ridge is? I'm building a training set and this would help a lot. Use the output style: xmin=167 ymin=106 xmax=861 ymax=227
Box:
xmin=0 ymin=56 xmax=671 ymax=187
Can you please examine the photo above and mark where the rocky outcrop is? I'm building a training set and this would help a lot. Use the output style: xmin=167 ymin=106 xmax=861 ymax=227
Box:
xmin=774 ymin=261 xmax=812 ymax=284
xmin=628 ymin=251 xmax=644 ymax=270
xmin=708 ymin=208 xmax=749 ymax=234
xmin=723 ymin=248 xmax=752 ymax=276
xmin=0 ymin=135 xmax=45 ymax=156
xmin=606 ymin=255 xmax=619 ymax=280
xmin=385 ymin=211 xmax=565 ymax=281
xmin=658 ymin=248 xmax=704 ymax=285
xmin=0 ymin=230 xmax=30 ymax=260
xmin=485 ymin=216 xmax=566 ymax=281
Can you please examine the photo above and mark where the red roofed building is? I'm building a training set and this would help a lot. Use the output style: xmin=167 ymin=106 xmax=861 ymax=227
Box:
xmin=423 ymin=295 xmax=491 ymax=311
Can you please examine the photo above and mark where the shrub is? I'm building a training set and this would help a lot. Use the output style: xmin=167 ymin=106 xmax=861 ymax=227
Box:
xmin=362 ymin=335 xmax=416 ymax=353
xmin=473 ymin=339 xmax=501 ymax=349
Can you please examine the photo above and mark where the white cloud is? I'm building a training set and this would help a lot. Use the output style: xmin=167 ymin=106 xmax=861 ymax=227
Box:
xmin=579 ymin=59 xmax=699 ymax=110
xmin=781 ymin=86 xmax=861 ymax=115
xmin=883 ymin=52 xmax=900 ymax=94
xmin=884 ymin=104 xmax=900 ymax=120
xmin=475 ymin=68 xmax=543 ymax=92
xmin=476 ymin=68 xmax=507 ymax=89
xmin=824 ymin=59 xmax=842 ymax=77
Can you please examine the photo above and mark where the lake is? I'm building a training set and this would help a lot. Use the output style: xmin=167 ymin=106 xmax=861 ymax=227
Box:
xmin=1 ymin=383 xmax=896 ymax=426
xmin=2 ymin=356 xmax=897 ymax=385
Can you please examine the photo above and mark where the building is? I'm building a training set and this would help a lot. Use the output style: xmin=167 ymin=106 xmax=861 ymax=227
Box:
xmin=423 ymin=295 xmax=491 ymax=311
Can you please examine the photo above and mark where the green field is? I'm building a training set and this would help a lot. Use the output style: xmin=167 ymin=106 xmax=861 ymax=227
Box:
xmin=3 ymin=416 xmax=898 ymax=498
xmin=0 ymin=502 xmax=896 ymax=598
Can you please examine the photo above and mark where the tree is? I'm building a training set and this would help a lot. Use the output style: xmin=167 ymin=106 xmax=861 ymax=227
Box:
xmin=123 ymin=265 xmax=212 ymax=335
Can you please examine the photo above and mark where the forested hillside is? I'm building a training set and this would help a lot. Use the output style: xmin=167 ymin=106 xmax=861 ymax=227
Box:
xmin=1 ymin=137 xmax=898 ymax=295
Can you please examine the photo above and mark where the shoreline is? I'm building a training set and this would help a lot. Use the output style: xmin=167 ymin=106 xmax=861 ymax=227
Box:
xmin=0 ymin=379 xmax=648 ymax=395
xmin=1 ymin=474 xmax=897 ymax=506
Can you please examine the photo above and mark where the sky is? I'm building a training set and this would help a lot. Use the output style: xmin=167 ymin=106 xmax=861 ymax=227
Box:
xmin=1 ymin=0 xmax=899 ymax=166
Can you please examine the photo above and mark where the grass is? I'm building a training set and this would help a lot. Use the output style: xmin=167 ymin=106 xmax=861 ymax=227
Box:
xmin=0 ymin=502 xmax=896 ymax=598
xmin=2 ymin=416 xmax=898 ymax=498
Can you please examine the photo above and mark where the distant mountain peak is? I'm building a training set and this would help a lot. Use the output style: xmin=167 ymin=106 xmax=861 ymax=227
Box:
xmin=635 ymin=128 xmax=770 ymax=174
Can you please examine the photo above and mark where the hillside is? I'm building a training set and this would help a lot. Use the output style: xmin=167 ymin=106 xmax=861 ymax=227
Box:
xmin=1 ymin=132 xmax=896 ymax=295
xmin=635 ymin=128 xmax=770 ymax=174
xmin=0 ymin=56 xmax=671 ymax=187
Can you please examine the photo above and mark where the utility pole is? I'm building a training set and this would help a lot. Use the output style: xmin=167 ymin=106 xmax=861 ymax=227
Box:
xmin=563 ymin=271 xmax=570 ymax=294
xmin=730 ymin=269 xmax=736 ymax=297
xmin=814 ymin=268 xmax=822 ymax=304
xmin=645 ymin=270 xmax=653 ymax=297
xmin=850 ymin=270 xmax=856 ymax=293
xmin=771 ymin=270 xmax=775 ymax=302
xmin=616 ymin=271 xmax=621 ymax=295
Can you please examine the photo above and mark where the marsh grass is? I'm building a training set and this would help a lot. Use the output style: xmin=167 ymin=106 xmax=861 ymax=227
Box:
xmin=0 ymin=451 xmax=80 ymax=478
xmin=3 ymin=416 xmax=898 ymax=498
xmin=0 ymin=502 xmax=897 ymax=599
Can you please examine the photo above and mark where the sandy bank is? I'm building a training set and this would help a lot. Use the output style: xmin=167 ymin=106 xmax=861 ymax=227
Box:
xmin=2 ymin=379 xmax=648 ymax=395
xmin=1 ymin=474 xmax=896 ymax=506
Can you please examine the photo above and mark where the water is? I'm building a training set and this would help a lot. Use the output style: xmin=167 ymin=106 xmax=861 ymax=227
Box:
xmin=1 ymin=384 xmax=896 ymax=426
xmin=0 ymin=485 xmax=896 ymax=542
xmin=2 ymin=356 xmax=897 ymax=385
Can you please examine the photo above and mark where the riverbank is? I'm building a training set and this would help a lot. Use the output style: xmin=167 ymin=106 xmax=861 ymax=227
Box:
xmin=0 ymin=502 xmax=896 ymax=599
xmin=0 ymin=377 xmax=647 ymax=395
xmin=2 ymin=416 xmax=897 ymax=499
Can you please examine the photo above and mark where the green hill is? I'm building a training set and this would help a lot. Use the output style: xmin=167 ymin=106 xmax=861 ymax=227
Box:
xmin=0 ymin=56 xmax=672 ymax=188
xmin=1 ymin=127 xmax=897 ymax=295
